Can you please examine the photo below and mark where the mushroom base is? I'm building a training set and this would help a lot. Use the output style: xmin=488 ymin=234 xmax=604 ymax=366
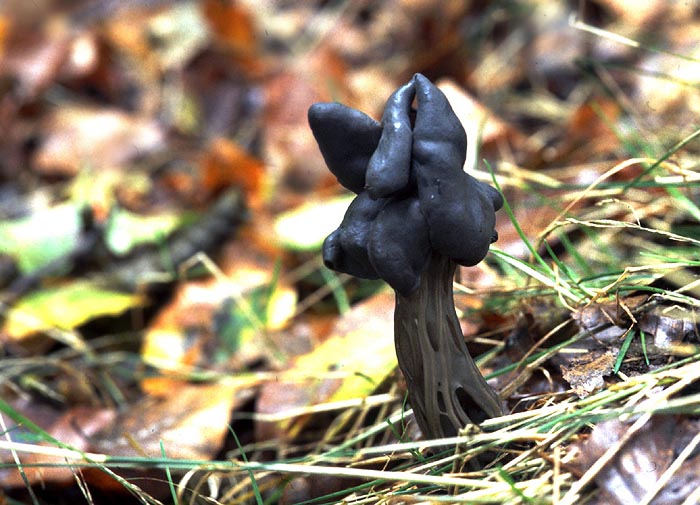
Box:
xmin=394 ymin=253 xmax=503 ymax=442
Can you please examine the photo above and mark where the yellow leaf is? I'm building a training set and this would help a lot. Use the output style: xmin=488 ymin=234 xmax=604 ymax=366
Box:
xmin=3 ymin=281 xmax=143 ymax=340
xmin=274 ymin=194 xmax=354 ymax=251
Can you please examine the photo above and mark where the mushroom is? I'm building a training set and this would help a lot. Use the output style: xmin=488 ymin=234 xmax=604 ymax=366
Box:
xmin=308 ymin=74 xmax=503 ymax=441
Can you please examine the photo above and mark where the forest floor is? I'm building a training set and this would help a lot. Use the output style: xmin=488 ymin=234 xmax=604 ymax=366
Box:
xmin=1 ymin=1 xmax=700 ymax=504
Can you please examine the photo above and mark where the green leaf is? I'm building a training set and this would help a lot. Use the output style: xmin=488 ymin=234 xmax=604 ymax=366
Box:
xmin=3 ymin=280 xmax=143 ymax=339
xmin=0 ymin=203 xmax=81 ymax=273
xmin=105 ymin=206 xmax=185 ymax=256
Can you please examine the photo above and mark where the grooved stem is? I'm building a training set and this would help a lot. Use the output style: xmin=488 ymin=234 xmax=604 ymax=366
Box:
xmin=394 ymin=253 xmax=502 ymax=440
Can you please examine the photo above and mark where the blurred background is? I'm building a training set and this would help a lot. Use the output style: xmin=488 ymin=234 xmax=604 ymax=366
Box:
xmin=1 ymin=1 xmax=700 ymax=503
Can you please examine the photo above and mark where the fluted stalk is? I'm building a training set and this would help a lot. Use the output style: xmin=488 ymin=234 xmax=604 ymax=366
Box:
xmin=394 ymin=253 xmax=502 ymax=440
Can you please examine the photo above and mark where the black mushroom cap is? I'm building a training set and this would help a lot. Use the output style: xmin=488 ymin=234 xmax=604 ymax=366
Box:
xmin=322 ymin=192 xmax=384 ymax=279
xmin=308 ymin=103 xmax=382 ymax=194
xmin=411 ymin=74 xmax=502 ymax=266
xmin=365 ymin=80 xmax=415 ymax=199
xmin=367 ymin=196 xmax=431 ymax=296
xmin=310 ymin=73 xmax=503 ymax=296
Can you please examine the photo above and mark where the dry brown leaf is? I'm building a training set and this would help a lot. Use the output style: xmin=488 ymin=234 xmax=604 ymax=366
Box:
xmin=0 ymin=15 xmax=9 ymax=55
xmin=0 ymin=24 xmax=71 ymax=101
xmin=572 ymin=416 xmax=700 ymax=505
xmin=638 ymin=305 xmax=700 ymax=348
xmin=0 ymin=404 xmax=116 ymax=488
xmin=91 ymin=382 xmax=255 ymax=460
xmin=571 ymin=297 xmax=699 ymax=359
xmin=538 ymin=99 xmax=623 ymax=166
xmin=560 ymin=349 xmax=617 ymax=398
xmin=33 ymin=106 xmax=164 ymax=176
xmin=573 ymin=297 xmax=646 ymax=342
xmin=201 ymin=0 xmax=257 ymax=58
xmin=102 ymin=6 xmax=161 ymax=72
xmin=199 ymin=137 xmax=267 ymax=208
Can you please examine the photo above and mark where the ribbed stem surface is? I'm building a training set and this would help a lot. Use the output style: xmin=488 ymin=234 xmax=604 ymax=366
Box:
xmin=394 ymin=253 xmax=502 ymax=440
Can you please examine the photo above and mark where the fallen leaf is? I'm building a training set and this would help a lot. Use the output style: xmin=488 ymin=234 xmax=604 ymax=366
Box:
xmin=147 ymin=2 xmax=209 ymax=72
xmin=560 ymin=99 xmax=622 ymax=162
xmin=560 ymin=349 xmax=617 ymax=398
xmin=0 ymin=202 xmax=81 ymax=273
xmin=0 ymin=15 xmax=9 ymax=55
xmin=0 ymin=402 xmax=116 ymax=488
xmin=105 ymin=206 xmax=185 ymax=257
xmin=0 ymin=20 xmax=70 ymax=101
xmin=573 ymin=296 xmax=646 ymax=344
xmin=201 ymin=0 xmax=257 ymax=58
xmin=572 ymin=415 xmax=700 ymax=505
xmin=2 ymin=280 xmax=144 ymax=341
xmin=256 ymin=292 xmax=397 ymax=441
xmin=262 ymin=47 xmax=350 ymax=193
xmin=105 ymin=204 xmax=183 ymax=256
xmin=199 ymin=137 xmax=267 ymax=208
xmin=33 ymin=106 xmax=164 ymax=176
xmin=141 ymin=241 xmax=296 ymax=394
xmin=273 ymin=194 xmax=354 ymax=251
xmin=638 ymin=305 xmax=700 ymax=348
xmin=91 ymin=381 xmax=255 ymax=460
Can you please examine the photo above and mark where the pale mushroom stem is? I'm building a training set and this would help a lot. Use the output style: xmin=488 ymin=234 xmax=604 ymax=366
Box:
xmin=394 ymin=252 xmax=503 ymax=440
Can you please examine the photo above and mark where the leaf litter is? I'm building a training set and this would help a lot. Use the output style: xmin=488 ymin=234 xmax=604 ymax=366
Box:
xmin=0 ymin=1 xmax=699 ymax=503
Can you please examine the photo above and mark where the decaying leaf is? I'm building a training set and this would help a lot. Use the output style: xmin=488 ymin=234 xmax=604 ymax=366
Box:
xmin=199 ymin=137 xmax=267 ymax=208
xmin=147 ymin=2 xmax=210 ymax=72
xmin=33 ymin=106 xmax=164 ymax=176
xmin=560 ymin=349 xmax=617 ymax=398
xmin=262 ymin=47 xmax=351 ymax=193
xmin=255 ymin=292 xmax=397 ymax=441
xmin=572 ymin=415 xmax=700 ymax=505
xmin=571 ymin=298 xmax=699 ymax=371
xmin=1 ymin=381 xmax=256 ymax=494
xmin=0 ymin=17 xmax=71 ymax=100
xmin=105 ymin=206 xmax=184 ymax=256
xmin=2 ymin=280 xmax=143 ymax=341
xmin=0 ymin=403 xmax=116 ymax=488
xmin=141 ymin=241 xmax=297 ymax=394
xmin=638 ymin=305 xmax=699 ymax=348
xmin=91 ymin=382 xmax=255 ymax=461
xmin=201 ymin=0 xmax=257 ymax=60
xmin=573 ymin=297 xmax=646 ymax=344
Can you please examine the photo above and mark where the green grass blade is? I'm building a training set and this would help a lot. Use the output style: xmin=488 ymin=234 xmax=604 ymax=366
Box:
xmin=614 ymin=328 xmax=636 ymax=374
